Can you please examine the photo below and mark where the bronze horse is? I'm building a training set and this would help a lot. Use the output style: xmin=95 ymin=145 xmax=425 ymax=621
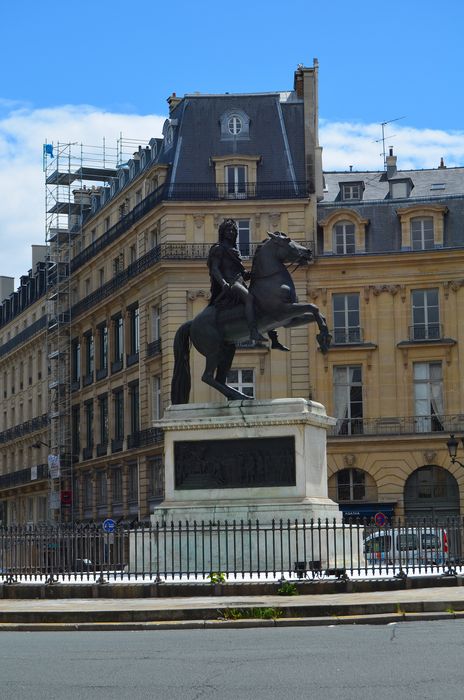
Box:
xmin=171 ymin=232 xmax=331 ymax=403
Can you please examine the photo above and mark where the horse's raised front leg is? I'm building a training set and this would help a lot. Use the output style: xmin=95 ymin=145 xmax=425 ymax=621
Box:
xmin=281 ymin=304 xmax=332 ymax=355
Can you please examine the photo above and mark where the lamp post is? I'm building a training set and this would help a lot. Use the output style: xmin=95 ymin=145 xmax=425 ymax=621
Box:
xmin=446 ymin=434 xmax=464 ymax=468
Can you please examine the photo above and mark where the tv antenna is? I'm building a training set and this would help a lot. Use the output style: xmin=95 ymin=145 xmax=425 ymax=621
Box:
xmin=374 ymin=116 xmax=405 ymax=169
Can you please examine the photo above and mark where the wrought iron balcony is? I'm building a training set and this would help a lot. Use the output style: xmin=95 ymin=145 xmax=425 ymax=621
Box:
xmin=146 ymin=339 xmax=161 ymax=357
xmin=0 ymin=316 xmax=47 ymax=360
xmin=329 ymin=414 xmax=464 ymax=437
xmin=0 ymin=463 xmax=48 ymax=490
xmin=127 ymin=427 xmax=164 ymax=449
xmin=72 ymin=180 xmax=310 ymax=273
xmin=71 ymin=240 xmax=313 ymax=319
xmin=0 ymin=414 xmax=49 ymax=445
xmin=409 ymin=324 xmax=443 ymax=341
xmin=332 ymin=327 xmax=363 ymax=345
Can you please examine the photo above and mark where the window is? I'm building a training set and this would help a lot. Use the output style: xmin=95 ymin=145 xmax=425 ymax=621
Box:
xmin=337 ymin=469 xmax=366 ymax=501
xmin=333 ymin=365 xmax=363 ymax=435
xmin=411 ymin=217 xmax=434 ymax=250
xmin=104 ymin=216 xmax=110 ymax=232
xmin=113 ymin=253 xmax=124 ymax=275
xmin=96 ymin=471 xmax=107 ymax=506
xmin=391 ymin=181 xmax=408 ymax=198
xmin=411 ymin=289 xmax=440 ymax=340
xmin=127 ymin=306 xmax=140 ymax=364
xmin=71 ymin=339 xmax=80 ymax=388
xmin=236 ymin=219 xmax=251 ymax=256
xmin=98 ymin=394 xmax=108 ymax=447
xmin=84 ymin=401 xmax=93 ymax=450
xmin=128 ymin=463 xmax=138 ymax=503
xmin=129 ymin=244 xmax=137 ymax=264
xmin=83 ymin=332 xmax=94 ymax=385
xmin=333 ymin=222 xmax=355 ymax=254
xmin=341 ymin=183 xmax=362 ymax=200
xmin=414 ymin=362 xmax=444 ymax=432
xmin=113 ymin=388 xmax=124 ymax=443
xmin=112 ymin=315 xmax=124 ymax=372
xmin=129 ymin=381 xmax=140 ymax=435
xmin=227 ymin=368 xmax=255 ymax=398
xmin=72 ymin=405 xmax=80 ymax=457
xmin=83 ymin=473 xmax=93 ymax=509
xmin=97 ymin=323 xmax=108 ymax=379
xmin=152 ymin=375 xmax=161 ymax=421
xmin=332 ymin=293 xmax=361 ymax=344
xmin=228 ymin=115 xmax=242 ymax=135
xmin=111 ymin=468 xmax=122 ymax=503
xmin=151 ymin=305 xmax=160 ymax=342
xmin=225 ymin=165 xmax=247 ymax=198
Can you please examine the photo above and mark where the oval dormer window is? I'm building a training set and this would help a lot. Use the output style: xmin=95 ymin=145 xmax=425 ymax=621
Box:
xmin=228 ymin=115 xmax=242 ymax=135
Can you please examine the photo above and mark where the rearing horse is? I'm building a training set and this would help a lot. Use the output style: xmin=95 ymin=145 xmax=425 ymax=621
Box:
xmin=171 ymin=232 xmax=331 ymax=403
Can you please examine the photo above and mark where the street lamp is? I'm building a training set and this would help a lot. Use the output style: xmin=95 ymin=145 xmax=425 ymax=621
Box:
xmin=446 ymin=434 xmax=464 ymax=468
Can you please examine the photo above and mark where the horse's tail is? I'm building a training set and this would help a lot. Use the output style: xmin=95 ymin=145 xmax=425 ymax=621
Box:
xmin=171 ymin=321 xmax=193 ymax=404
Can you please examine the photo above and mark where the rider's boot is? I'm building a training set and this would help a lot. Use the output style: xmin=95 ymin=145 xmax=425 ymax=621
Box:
xmin=268 ymin=330 xmax=289 ymax=351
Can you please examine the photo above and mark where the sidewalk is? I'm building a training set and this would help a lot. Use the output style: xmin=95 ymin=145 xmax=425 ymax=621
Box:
xmin=1 ymin=585 xmax=464 ymax=630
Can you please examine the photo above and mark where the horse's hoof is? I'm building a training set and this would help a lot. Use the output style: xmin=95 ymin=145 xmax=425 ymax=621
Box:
xmin=316 ymin=332 xmax=332 ymax=354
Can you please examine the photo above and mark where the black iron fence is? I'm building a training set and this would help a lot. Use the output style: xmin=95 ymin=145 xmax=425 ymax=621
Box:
xmin=0 ymin=518 xmax=462 ymax=583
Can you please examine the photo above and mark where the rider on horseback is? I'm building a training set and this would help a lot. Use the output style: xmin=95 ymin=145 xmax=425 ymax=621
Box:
xmin=207 ymin=219 xmax=288 ymax=350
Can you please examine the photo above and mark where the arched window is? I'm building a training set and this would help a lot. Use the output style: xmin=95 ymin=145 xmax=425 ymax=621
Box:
xmin=228 ymin=115 xmax=242 ymax=135
xmin=336 ymin=468 xmax=366 ymax=501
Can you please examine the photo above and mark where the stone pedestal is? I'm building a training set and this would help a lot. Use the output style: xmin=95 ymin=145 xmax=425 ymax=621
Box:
xmin=151 ymin=398 xmax=341 ymax=524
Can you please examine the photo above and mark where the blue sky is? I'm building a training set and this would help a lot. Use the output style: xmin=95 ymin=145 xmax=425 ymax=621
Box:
xmin=1 ymin=0 xmax=464 ymax=283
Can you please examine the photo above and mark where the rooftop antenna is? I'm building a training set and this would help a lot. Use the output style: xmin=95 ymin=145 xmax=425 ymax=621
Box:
xmin=374 ymin=116 xmax=405 ymax=169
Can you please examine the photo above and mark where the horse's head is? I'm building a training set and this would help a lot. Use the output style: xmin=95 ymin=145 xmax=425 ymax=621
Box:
xmin=267 ymin=231 xmax=312 ymax=266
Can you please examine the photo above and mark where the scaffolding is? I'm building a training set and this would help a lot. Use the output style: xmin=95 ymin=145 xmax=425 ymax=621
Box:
xmin=43 ymin=138 xmax=137 ymax=521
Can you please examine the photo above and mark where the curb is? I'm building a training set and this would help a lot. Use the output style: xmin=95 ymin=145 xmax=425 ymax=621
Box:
xmin=0 ymin=611 xmax=461 ymax=632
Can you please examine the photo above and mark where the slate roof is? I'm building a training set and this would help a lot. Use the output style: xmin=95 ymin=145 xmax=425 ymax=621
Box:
xmin=322 ymin=166 xmax=464 ymax=202
xmin=167 ymin=92 xmax=305 ymax=185
xmin=318 ymin=166 xmax=464 ymax=251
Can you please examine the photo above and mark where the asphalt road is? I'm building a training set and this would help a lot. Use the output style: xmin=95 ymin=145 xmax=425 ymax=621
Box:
xmin=1 ymin=622 xmax=463 ymax=700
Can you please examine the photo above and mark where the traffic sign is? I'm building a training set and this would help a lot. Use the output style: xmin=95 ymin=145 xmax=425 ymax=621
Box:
xmin=102 ymin=518 xmax=116 ymax=533
xmin=374 ymin=512 xmax=387 ymax=527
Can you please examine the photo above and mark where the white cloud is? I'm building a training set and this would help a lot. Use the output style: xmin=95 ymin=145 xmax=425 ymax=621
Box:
xmin=0 ymin=104 xmax=165 ymax=287
xmin=0 ymin=105 xmax=463 ymax=288
xmin=319 ymin=120 xmax=464 ymax=171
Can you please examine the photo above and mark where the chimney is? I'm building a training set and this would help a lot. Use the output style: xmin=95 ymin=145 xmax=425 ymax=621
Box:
xmin=31 ymin=245 xmax=47 ymax=270
xmin=0 ymin=276 xmax=14 ymax=303
xmin=438 ymin=157 xmax=446 ymax=169
xmin=386 ymin=147 xmax=397 ymax=178
xmin=167 ymin=92 xmax=181 ymax=115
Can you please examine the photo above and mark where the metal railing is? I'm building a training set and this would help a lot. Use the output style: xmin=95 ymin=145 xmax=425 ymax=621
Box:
xmin=73 ymin=180 xmax=310 ymax=273
xmin=332 ymin=327 xmax=363 ymax=345
xmin=409 ymin=324 xmax=443 ymax=341
xmin=0 ymin=413 xmax=49 ymax=445
xmin=0 ymin=518 xmax=462 ymax=582
xmin=329 ymin=414 xmax=464 ymax=437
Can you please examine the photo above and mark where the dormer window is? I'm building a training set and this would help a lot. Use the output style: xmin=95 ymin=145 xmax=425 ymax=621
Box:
xmin=340 ymin=181 xmax=364 ymax=201
xmin=228 ymin=115 xmax=242 ymax=135
xmin=220 ymin=109 xmax=250 ymax=140
xmin=334 ymin=222 xmax=355 ymax=254
xmin=389 ymin=177 xmax=413 ymax=199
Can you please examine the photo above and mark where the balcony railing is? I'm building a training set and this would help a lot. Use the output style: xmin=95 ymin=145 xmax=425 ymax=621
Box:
xmin=332 ymin=327 xmax=363 ymax=345
xmin=146 ymin=339 xmax=162 ymax=357
xmin=409 ymin=324 xmax=443 ymax=341
xmin=73 ymin=180 xmax=310 ymax=273
xmin=0 ymin=463 xmax=48 ymax=490
xmin=71 ymin=240 xmax=313 ymax=319
xmin=0 ymin=316 xmax=47 ymax=359
xmin=0 ymin=414 xmax=49 ymax=445
xmin=127 ymin=427 xmax=164 ymax=449
xmin=329 ymin=414 xmax=464 ymax=437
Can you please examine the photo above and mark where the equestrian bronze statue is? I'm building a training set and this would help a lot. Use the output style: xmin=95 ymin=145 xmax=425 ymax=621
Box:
xmin=171 ymin=220 xmax=331 ymax=404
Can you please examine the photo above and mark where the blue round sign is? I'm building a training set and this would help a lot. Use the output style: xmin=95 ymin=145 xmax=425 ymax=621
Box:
xmin=102 ymin=518 xmax=116 ymax=533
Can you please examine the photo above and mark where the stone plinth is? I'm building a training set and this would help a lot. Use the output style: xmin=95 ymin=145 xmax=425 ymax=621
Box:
xmin=151 ymin=398 xmax=341 ymax=524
